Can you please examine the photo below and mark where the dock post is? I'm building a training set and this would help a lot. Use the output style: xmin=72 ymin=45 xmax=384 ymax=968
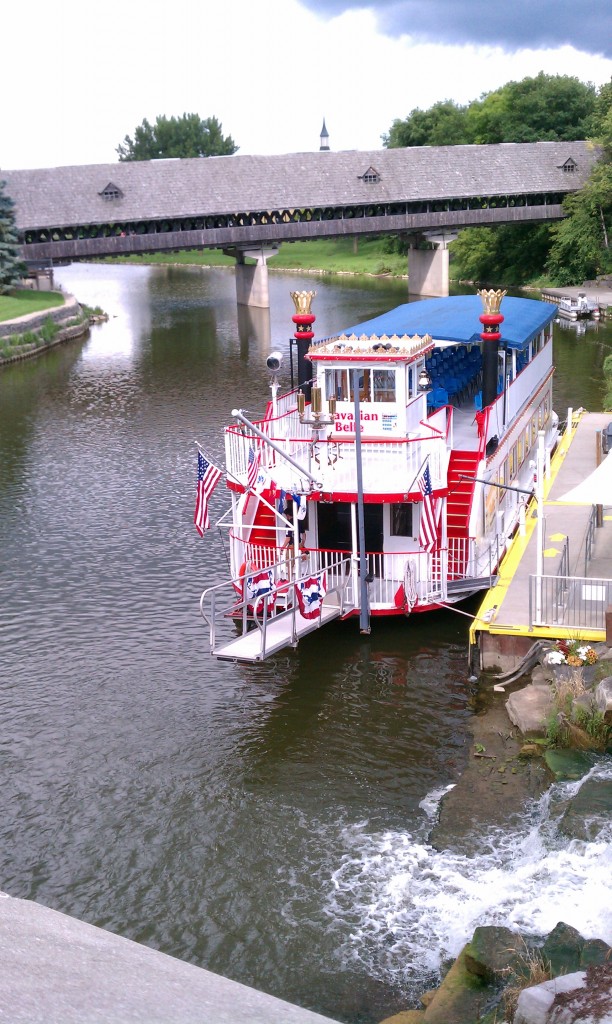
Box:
xmin=566 ymin=407 xmax=573 ymax=436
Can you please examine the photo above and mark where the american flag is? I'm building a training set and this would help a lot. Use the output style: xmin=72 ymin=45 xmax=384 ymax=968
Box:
xmin=194 ymin=452 xmax=222 ymax=536
xmin=247 ymin=446 xmax=260 ymax=491
xmin=418 ymin=464 xmax=439 ymax=553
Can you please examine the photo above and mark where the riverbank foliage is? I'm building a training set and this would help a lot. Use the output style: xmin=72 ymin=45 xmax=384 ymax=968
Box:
xmin=105 ymin=237 xmax=411 ymax=278
xmin=385 ymin=73 xmax=612 ymax=287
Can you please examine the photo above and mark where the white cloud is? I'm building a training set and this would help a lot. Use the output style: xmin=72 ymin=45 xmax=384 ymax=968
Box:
xmin=1 ymin=0 xmax=611 ymax=170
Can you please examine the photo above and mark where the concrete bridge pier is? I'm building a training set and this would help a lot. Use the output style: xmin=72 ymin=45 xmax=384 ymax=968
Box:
xmin=237 ymin=303 xmax=271 ymax=357
xmin=224 ymin=246 xmax=279 ymax=308
xmin=408 ymin=244 xmax=450 ymax=297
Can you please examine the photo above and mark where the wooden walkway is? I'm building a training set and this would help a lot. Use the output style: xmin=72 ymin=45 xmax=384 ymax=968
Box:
xmin=471 ymin=411 xmax=612 ymax=671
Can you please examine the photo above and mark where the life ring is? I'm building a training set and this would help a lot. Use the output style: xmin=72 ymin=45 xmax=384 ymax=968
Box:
xmin=403 ymin=559 xmax=418 ymax=615
xmin=233 ymin=560 xmax=250 ymax=598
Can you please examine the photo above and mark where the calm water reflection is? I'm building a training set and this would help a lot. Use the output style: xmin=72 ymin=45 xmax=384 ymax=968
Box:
xmin=1 ymin=264 xmax=611 ymax=1022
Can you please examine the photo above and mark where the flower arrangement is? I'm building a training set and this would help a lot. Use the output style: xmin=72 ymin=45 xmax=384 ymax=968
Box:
xmin=546 ymin=639 xmax=598 ymax=667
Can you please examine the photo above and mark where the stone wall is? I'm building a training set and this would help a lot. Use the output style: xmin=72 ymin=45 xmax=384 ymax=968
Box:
xmin=0 ymin=294 xmax=81 ymax=338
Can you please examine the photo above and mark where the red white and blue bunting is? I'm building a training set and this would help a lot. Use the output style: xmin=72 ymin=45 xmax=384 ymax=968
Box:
xmin=245 ymin=568 xmax=276 ymax=614
xmin=294 ymin=571 xmax=327 ymax=620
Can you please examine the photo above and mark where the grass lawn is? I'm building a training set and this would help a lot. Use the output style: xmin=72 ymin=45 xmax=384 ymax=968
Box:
xmin=105 ymin=237 xmax=410 ymax=278
xmin=0 ymin=290 xmax=65 ymax=323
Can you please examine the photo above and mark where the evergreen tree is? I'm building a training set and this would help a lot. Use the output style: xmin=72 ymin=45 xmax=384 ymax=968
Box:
xmin=117 ymin=113 xmax=238 ymax=161
xmin=0 ymin=181 xmax=26 ymax=294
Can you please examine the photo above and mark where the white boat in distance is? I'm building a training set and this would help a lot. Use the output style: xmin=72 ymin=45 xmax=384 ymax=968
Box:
xmin=557 ymin=292 xmax=600 ymax=320
xmin=200 ymin=291 xmax=558 ymax=660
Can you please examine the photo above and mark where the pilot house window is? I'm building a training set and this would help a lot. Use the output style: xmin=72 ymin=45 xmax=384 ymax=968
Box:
xmin=325 ymin=368 xmax=396 ymax=403
xmin=372 ymin=369 xmax=396 ymax=402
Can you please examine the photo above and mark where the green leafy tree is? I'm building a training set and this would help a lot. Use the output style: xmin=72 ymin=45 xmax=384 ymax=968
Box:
xmin=450 ymin=223 xmax=553 ymax=284
xmin=467 ymin=73 xmax=596 ymax=144
xmin=117 ymin=113 xmax=238 ymax=161
xmin=384 ymin=100 xmax=471 ymax=148
xmin=385 ymin=75 xmax=595 ymax=150
xmin=385 ymin=73 xmax=599 ymax=286
xmin=0 ymin=181 xmax=26 ymax=294
xmin=546 ymin=103 xmax=612 ymax=284
xmin=583 ymin=79 xmax=612 ymax=139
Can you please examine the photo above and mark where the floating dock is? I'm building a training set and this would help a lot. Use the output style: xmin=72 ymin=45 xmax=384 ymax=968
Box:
xmin=470 ymin=410 xmax=612 ymax=671
xmin=541 ymin=283 xmax=612 ymax=318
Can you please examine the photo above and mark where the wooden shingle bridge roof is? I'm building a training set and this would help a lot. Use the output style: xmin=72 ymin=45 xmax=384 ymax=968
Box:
xmin=2 ymin=142 xmax=598 ymax=263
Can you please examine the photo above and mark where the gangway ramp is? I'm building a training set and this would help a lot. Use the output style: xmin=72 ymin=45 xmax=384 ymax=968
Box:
xmin=200 ymin=557 xmax=352 ymax=663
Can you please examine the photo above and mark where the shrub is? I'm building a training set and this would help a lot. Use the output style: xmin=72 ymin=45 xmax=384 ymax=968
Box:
xmin=503 ymin=946 xmax=552 ymax=1020
xmin=40 ymin=317 xmax=59 ymax=342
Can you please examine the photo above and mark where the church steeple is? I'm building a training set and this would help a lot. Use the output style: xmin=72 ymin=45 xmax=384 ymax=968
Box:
xmin=319 ymin=119 xmax=330 ymax=152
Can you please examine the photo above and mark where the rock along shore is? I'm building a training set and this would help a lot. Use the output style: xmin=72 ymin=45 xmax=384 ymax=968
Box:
xmin=380 ymin=650 xmax=612 ymax=1024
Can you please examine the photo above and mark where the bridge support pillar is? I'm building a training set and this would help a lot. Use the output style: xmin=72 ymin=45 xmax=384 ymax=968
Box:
xmin=408 ymin=246 xmax=449 ymax=297
xmin=224 ymin=246 xmax=279 ymax=308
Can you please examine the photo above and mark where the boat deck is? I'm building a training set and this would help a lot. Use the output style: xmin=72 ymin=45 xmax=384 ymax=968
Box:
xmin=472 ymin=411 xmax=612 ymax=670
xmin=213 ymin=602 xmax=344 ymax=662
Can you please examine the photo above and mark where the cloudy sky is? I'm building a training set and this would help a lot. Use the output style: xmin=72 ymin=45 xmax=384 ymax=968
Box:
xmin=2 ymin=0 xmax=611 ymax=171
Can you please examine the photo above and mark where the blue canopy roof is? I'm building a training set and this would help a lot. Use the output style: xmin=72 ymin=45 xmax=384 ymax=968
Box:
xmin=328 ymin=295 xmax=556 ymax=351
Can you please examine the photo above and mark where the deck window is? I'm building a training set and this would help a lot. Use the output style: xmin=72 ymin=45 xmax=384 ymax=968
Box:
xmin=391 ymin=503 xmax=413 ymax=537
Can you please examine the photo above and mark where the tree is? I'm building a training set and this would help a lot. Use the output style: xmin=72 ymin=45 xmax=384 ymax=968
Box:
xmin=450 ymin=223 xmax=553 ymax=285
xmin=546 ymin=189 xmax=608 ymax=284
xmin=546 ymin=91 xmax=612 ymax=285
xmin=117 ymin=113 xmax=238 ymax=161
xmin=384 ymin=75 xmax=596 ymax=150
xmin=0 ymin=181 xmax=26 ymax=294
xmin=385 ymin=73 xmax=600 ymax=286
xmin=467 ymin=73 xmax=596 ymax=144
xmin=384 ymin=100 xmax=471 ymax=148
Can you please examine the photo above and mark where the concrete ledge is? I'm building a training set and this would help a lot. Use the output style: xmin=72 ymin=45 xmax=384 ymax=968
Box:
xmin=0 ymin=892 xmax=340 ymax=1024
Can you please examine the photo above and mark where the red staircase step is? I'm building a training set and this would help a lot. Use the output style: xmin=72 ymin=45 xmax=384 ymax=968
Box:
xmin=446 ymin=450 xmax=479 ymax=540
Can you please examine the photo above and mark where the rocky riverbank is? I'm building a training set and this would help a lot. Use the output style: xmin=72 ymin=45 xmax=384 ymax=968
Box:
xmin=381 ymin=650 xmax=612 ymax=1024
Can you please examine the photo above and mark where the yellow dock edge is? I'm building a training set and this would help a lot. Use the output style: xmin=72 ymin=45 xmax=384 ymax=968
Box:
xmin=469 ymin=409 xmax=605 ymax=652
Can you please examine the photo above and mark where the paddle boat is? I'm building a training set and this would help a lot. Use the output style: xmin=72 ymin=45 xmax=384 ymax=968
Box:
xmin=200 ymin=290 xmax=559 ymax=659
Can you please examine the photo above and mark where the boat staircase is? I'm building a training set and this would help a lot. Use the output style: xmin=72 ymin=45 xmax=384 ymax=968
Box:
xmin=200 ymin=556 xmax=352 ymax=662
xmin=247 ymin=496 xmax=277 ymax=558
xmin=446 ymin=449 xmax=480 ymax=580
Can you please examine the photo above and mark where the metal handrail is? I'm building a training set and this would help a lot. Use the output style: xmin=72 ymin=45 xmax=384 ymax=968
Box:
xmin=529 ymin=572 xmax=611 ymax=631
xmin=200 ymin=555 xmax=351 ymax=658
xmin=584 ymin=505 xmax=597 ymax=575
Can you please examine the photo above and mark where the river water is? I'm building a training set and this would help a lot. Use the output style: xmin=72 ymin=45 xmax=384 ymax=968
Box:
xmin=1 ymin=263 xmax=611 ymax=1022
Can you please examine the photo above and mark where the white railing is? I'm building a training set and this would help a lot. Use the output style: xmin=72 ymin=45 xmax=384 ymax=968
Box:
xmin=226 ymin=429 xmax=449 ymax=494
xmin=225 ymin=401 xmax=451 ymax=494
xmin=235 ymin=536 xmax=496 ymax=611
xmin=529 ymin=574 xmax=611 ymax=632
xmin=199 ymin=555 xmax=351 ymax=658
